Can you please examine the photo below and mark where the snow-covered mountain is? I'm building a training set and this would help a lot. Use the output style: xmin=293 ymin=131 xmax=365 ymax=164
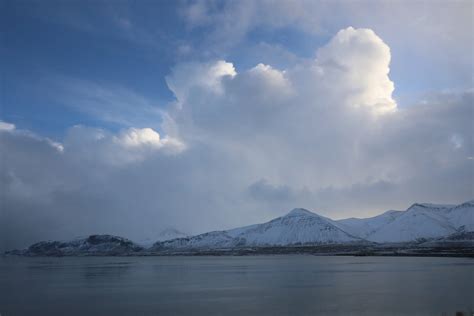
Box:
xmin=137 ymin=228 xmax=188 ymax=247
xmin=337 ymin=201 xmax=473 ymax=243
xmin=337 ymin=210 xmax=403 ymax=239
xmin=440 ymin=200 xmax=474 ymax=232
xmin=156 ymin=228 xmax=188 ymax=241
xmin=229 ymin=208 xmax=361 ymax=245
xmin=152 ymin=208 xmax=362 ymax=250
xmin=13 ymin=235 xmax=143 ymax=256
xmin=7 ymin=200 xmax=473 ymax=256
xmin=152 ymin=231 xmax=242 ymax=250
xmin=152 ymin=202 xmax=474 ymax=249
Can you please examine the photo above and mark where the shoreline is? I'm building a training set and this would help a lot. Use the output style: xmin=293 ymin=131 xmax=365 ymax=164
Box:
xmin=5 ymin=245 xmax=474 ymax=258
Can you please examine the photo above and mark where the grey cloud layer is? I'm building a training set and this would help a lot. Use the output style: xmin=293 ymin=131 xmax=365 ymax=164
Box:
xmin=1 ymin=28 xmax=472 ymax=250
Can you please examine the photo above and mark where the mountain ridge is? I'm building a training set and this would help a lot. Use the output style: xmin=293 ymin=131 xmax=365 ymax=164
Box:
xmin=6 ymin=200 xmax=473 ymax=256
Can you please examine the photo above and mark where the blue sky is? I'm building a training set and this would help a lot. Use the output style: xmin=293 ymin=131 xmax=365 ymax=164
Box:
xmin=2 ymin=1 xmax=179 ymax=136
xmin=1 ymin=0 xmax=473 ymax=249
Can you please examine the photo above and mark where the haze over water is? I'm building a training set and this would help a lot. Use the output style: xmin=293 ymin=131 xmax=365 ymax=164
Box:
xmin=1 ymin=255 xmax=473 ymax=315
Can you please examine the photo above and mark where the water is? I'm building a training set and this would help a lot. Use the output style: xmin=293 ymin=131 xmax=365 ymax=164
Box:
xmin=1 ymin=255 xmax=473 ymax=315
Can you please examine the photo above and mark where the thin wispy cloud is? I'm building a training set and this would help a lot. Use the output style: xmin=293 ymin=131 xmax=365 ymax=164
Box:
xmin=42 ymin=76 xmax=168 ymax=130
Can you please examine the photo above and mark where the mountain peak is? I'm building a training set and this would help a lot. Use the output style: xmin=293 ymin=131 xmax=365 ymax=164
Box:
xmin=156 ymin=227 xmax=188 ymax=241
xmin=285 ymin=208 xmax=315 ymax=217
xmin=407 ymin=203 xmax=454 ymax=211
xmin=458 ymin=200 xmax=474 ymax=207
xmin=159 ymin=227 xmax=186 ymax=235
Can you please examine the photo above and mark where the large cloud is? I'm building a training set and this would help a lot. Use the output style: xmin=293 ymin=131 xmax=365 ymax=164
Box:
xmin=166 ymin=27 xmax=399 ymax=186
xmin=164 ymin=27 xmax=471 ymax=208
xmin=1 ymin=27 xmax=472 ymax=250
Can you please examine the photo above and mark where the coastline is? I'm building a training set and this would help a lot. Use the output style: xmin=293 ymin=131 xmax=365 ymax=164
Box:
xmin=5 ymin=244 xmax=474 ymax=258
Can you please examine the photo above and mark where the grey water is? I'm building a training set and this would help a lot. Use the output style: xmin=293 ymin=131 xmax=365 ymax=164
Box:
xmin=0 ymin=255 xmax=473 ymax=316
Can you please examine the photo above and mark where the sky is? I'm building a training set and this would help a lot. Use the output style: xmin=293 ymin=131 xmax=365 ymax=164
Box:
xmin=1 ymin=0 xmax=473 ymax=250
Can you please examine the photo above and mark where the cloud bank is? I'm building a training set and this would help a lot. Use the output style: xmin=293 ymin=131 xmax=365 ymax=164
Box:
xmin=1 ymin=27 xmax=472 ymax=250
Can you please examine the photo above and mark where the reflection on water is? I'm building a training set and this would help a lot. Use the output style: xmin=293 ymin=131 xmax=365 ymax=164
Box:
xmin=1 ymin=256 xmax=473 ymax=315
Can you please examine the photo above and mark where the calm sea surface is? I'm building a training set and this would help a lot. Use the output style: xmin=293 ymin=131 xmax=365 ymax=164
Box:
xmin=1 ymin=255 xmax=473 ymax=315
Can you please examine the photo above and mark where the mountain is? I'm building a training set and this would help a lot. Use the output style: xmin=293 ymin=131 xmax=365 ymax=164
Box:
xmin=6 ymin=200 xmax=473 ymax=256
xmin=337 ymin=201 xmax=473 ymax=243
xmin=152 ymin=231 xmax=242 ymax=250
xmin=228 ymin=208 xmax=361 ymax=245
xmin=419 ymin=230 xmax=474 ymax=248
xmin=440 ymin=200 xmax=474 ymax=232
xmin=337 ymin=210 xmax=403 ymax=239
xmin=10 ymin=235 xmax=143 ymax=256
xmin=156 ymin=228 xmax=188 ymax=241
xmin=152 ymin=208 xmax=362 ymax=250
xmin=137 ymin=228 xmax=188 ymax=247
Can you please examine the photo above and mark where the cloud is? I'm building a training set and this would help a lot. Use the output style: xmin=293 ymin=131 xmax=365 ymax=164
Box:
xmin=0 ymin=121 xmax=15 ymax=131
xmin=44 ymin=77 xmax=166 ymax=129
xmin=117 ymin=127 xmax=184 ymax=151
xmin=180 ymin=0 xmax=473 ymax=94
xmin=166 ymin=60 xmax=237 ymax=105
xmin=1 ymin=27 xmax=472 ymax=251
xmin=181 ymin=1 xmax=473 ymax=58
xmin=314 ymin=27 xmax=396 ymax=113
xmin=63 ymin=125 xmax=184 ymax=165
xmin=450 ymin=134 xmax=464 ymax=150
xmin=165 ymin=26 xmax=472 ymax=208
